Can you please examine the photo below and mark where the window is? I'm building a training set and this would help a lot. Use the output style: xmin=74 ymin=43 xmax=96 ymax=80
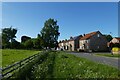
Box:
xmin=87 ymin=46 xmax=89 ymax=49
xmin=97 ymin=46 xmax=99 ymax=49
xmin=97 ymin=34 xmax=100 ymax=37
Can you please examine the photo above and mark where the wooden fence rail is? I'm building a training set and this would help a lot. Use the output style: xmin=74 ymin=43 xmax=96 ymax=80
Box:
xmin=2 ymin=51 xmax=45 ymax=79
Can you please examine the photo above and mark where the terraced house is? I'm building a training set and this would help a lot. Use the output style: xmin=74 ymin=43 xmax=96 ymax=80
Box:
xmin=59 ymin=31 xmax=108 ymax=52
xmin=59 ymin=35 xmax=82 ymax=51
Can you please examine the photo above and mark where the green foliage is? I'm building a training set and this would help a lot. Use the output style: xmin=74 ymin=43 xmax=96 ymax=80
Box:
xmin=10 ymin=39 xmax=20 ymax=49
xmin=13 ymin=51 xmax=49 ymax=80
xmin=103 ymin=34 xmax=113 ymax=42
xmin=95 ymin=53 xmax=120 ymax=58
xmin=40 ymin=18 xmax=60 ymax=49
xmin=32 ymin=38 xmax=42 ymax=49
xmin=12 ymin=51 xmax=120 ymax=79
xmin=2 ymin=27 xmax=17 ymax=48
xmin=24 ymin=39 xmax=33 ymax=49
xmin=113 ymin=43 xmax=120 ymax=48
xmin=0 ymin=34 xmax=2 ymax=48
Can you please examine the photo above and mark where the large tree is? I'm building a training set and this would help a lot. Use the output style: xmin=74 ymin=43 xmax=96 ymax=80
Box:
xmin=0 ymin=33 xmax=2 ymax=48
xmin=40 ymin=18 xmax=60 ymax=49
xmin=2 ymin=27 xmax=17 ymax=48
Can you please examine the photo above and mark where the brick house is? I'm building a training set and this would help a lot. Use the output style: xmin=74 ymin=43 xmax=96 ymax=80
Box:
xmin=79 ymin=31 xmax=108 ymax=52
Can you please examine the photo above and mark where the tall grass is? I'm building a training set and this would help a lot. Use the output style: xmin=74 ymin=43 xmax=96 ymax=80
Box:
xmin=10 ymin=51 xmax=120 ymax=79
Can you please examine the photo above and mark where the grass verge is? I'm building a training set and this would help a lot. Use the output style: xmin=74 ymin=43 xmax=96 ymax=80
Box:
xmin=95 ymin=53 xmax=120 ymax=58
xmin=12 ymin=51 xmax=120 ymax=79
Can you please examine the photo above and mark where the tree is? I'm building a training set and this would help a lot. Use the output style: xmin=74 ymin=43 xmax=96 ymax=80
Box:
xmin=32 ymin=38 xmax=42 ymax=49
xmin=0 ymin=33 xmax=2 ymax=49
xmin=40 ymin=18 xmax=60 ymax=49
xmin=103 ymin=34 xmax=113 ymax=42
xmin=10 ymin=39 xmax=20 ymax=49
xmin=24 ymin=39 xmax=33 ymax=49
xmin=2 ymin=27 xmax=17 ymax=48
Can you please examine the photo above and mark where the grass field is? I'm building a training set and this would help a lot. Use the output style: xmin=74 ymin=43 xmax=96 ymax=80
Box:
xmin=15 ymin=51 xmax=120 ymax=79
xmin=2 ymin=49 xmax=40 ymax=68
xmin=95 ymin=53 xmax=120 ymax=58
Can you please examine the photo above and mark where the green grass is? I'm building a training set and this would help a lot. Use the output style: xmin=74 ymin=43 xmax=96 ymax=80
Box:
xmin=2 ymin=49 xmax=40 ymax=68
xmin=15 ymin=51 xmax=120 ymax=79
xmin=95 ymin=53 xmax=120 ymax=58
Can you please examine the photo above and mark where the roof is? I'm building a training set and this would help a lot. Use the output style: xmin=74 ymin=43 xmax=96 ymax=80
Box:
xmin=115 ymin=37 xmax=120 ymax=41
xmin=80 ymin=31 xmax=99 ymax=40
xmin=69 ymin=35 xmax=82 ymax=41
xmin=59 ymin=35 xmax=82 ymax=43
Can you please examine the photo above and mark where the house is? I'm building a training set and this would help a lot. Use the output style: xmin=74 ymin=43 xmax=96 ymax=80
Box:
xmin=58 ymin=35 xmax=82 ymax=51
xmin=110 ymin=37 xmax=120 ymax=44
xmin=79 ymin=31 xmax=108 ymax=52
xmin=107 ymin=37 xmax=120 ymax=50
xmin=68 ymin=35 xmax=82 ymax=51
xmin=58 ymin=40 xmax=64 ymax=50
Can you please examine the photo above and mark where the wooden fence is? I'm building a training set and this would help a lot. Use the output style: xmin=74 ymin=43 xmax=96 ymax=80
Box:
xmin=2 ymin=51 xmax=45 ymax=79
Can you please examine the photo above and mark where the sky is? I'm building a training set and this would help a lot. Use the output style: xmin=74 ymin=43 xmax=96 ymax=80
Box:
xmin=2 ymin=2 xmax=118 ymax=42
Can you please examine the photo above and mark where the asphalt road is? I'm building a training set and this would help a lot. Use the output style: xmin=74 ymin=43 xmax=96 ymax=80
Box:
xmin=67 ymin=52 xmax=120 ymax=70
xmin=0 ymin=68 xmax=2 ymax=79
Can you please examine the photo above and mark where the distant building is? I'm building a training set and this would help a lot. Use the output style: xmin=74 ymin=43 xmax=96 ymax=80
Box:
xmin=110 ymin=37 xmax=120 ymax=44
xmin=59 ymin=31 xmax=108 ymax=52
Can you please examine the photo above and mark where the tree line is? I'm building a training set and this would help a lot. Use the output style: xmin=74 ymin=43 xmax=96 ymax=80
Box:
xmin=1 ymin=18 xmax=60 ymax=50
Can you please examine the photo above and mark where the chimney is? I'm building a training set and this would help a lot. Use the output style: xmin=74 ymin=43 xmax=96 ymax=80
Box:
xmin=70 ymin=36 xmax=73 ymax=39
xmin=83 ymin=34 xmax=86 ymax=36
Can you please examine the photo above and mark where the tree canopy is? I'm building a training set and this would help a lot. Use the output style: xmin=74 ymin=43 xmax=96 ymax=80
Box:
xmin=103 ymin=34 xmax=113 ymax=42
xmin=40 ymin=18 xmax=60 ymax=49
xmin=2 ymin=27 xmax=17 ymax=48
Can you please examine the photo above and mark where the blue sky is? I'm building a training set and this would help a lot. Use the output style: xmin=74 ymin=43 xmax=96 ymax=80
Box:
xmin=2 ymin=2 xmax=118 ymax=42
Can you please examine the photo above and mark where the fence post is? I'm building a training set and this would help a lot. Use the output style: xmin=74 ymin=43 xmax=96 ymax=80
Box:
xmin=19 ymin=61 xmax=22 ymax=71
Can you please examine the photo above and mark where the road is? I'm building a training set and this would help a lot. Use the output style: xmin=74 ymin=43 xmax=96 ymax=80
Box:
xmin=0 ymin=68 xmax=2 ymax=80
xmin=67 ymin=52 xmax=119 ymax=70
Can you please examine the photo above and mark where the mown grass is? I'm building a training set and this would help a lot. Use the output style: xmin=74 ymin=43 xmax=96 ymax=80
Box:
xmin=14 ymin=51 xmax=120 ymax=79
xmin=95 ymin=53 xmax=120 ymax=58
xmin=2 ymin=49 xmax=40 ymax=68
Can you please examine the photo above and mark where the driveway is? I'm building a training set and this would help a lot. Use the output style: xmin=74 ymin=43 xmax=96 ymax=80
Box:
xmin=67 ymin=52 xmax=120 ymax=70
